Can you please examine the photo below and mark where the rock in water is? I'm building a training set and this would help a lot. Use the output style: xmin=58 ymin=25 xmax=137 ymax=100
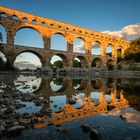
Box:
xmin=90 ymin=128 xmax=102 ymax=140
xmin=7 ymin=125 xmax=25 ymax=137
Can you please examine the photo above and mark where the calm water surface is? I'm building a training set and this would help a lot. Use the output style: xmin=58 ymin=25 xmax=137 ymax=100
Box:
xmin=0 ymin=74 xmax=140 ymax=140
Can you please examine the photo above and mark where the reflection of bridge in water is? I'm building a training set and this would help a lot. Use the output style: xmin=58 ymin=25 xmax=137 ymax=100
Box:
xmin=34 ymin=78 xmax=128 ymax=128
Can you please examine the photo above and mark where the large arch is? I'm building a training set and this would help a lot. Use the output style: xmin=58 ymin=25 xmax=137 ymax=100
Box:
xmin=106 ymin=44 xmax=113 ymax=57
xmin=91 ymin=41 xmax=101 ymax=55
xmin=14 ymin=26 xmax=44 ymax=48
xmin=51 ymin=33 xmax=67 ymax=51
xmin=73 ymin=37 xmax=86 ymax=53
xmin=50 ymin=53 xmax=69 ymax=68
xmin=73 ymin=55 xmax=88 ymax=68
xmin=13 ymin=50 xmax=45 ymax=69
xmin=91 ymin=57 xmax=103 ymax=68
xmin=0 ymin=24 xmax=7 ymax=43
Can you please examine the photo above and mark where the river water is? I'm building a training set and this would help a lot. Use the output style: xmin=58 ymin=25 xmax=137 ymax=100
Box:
xmin=0 ymin=74 xmax=140 ymax=140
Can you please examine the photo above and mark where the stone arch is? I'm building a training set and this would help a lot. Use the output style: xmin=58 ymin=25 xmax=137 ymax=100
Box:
xmin=22 ymin=17 xmax=28 ymax=22
xmin=0 ymin=23 xmax=7 ymax=43
xmin=73 ymin=37 xmax=87 ymax=53
xmin=106 ymin=43 xmax=114 ymax=57
xmin=13 ymin=50 xmax=45 ymax=67
xmin=73 ymin=55 xmax=88 ymax=68
xmin=91 ymin=57 xmax=103 ymax=68
xmin=0 ymin=12 xmax=7 ymax=18
xmin=12 ymin=15 xmax=18 ymax=21
xmin=50 ymin=53 xmax=69 ymax=68
xmin=107 ymin=59 xmax=115 ymax=66
xmin=14 ymin=26 xmax=44 ymax=48
xmin=50 ymin=32 xmax=67 ymax=51
xmin=117 ymin=46 xmax=123 ymax=63
xmin=0 ymin=50 xmax=7 ymax=62
xmin=91 ymin=40 xmax=102 ymax=55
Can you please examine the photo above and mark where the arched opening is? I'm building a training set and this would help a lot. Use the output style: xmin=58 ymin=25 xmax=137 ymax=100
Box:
xmin=50 ymin=77 xmax=66 ymax=92
xmin=91 ymin=58 xmax=103 ymax=68
xmin=12 ymin=15 xmax=18 ymax=21
xmin=0 ymin=13 xmax=7 ymax=18
xmin=14 ymin=27 xmax=43 ymax=48
xmin=0 ymin=24 xmax=7 ymax=43
xmin=73 ymin=56 xmax=88 ymax=68
xmin=51 ymin=33 xmax=67 ymax=51
xmin=14 ymin=52 xmax=42 ymax=70
xmin=73 ymin=38 xmax=86 ymax=53
xmin=106 ymin=78 xmax=114 ymax=89
xmin=22 ymin=17 xmax=28 ymax=22
xmin=117 ymin=46 xmax=122 ymax=63
xmin=107 ymin=59 xmax=114 ymax=71
xmin=91 ymin=41 xmax=101 ymax=55
xmin=50 ymin=54 xmax=69 ymax=69
xmin=32 ymin=20 xmax=37 ymax=24
xmin=106 ymin=44 xmax=113 ymax=57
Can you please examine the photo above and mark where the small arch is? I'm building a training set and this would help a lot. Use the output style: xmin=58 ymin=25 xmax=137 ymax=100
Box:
xmin=91 ymin=58 xmax=103 ymax=68
xmin=73 ymin=56 xmax=88 ymax=68
xmin=51 ymin=33 xmax=67 ymax=51
xmin=22 ymin=17 xmax=28 ymax=22
xmin=90 ymin=92 xmax=100 ymax=105
xmin=12 ymin=15 xmax=18 ymax=21
xmin=0 ymin=13 xmax=7 ymax=18
xmin=91 ymin=80 xmax=102 ymax=90
xmin=91 ymin=41 xmax=101 ymax=55
xmin=73 ymin=37 xmax=86 ymax=53
xmin=49 ymin=24 xmax=54 ymax=28
xmin=41 ymin=22 xmax=46 ymax=26
xmin=32 ymin=19 xmax=37 ymax=24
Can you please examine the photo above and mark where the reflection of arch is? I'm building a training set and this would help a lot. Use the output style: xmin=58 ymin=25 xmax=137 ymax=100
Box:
xmin=91 ymin=57 xmax=103 ymax=67
xmin=14 ymin=50 xmax=44 ymax=67
xmin=73 ymin=56 xmax=88 ymax=68
xmin=106 ymin=78 xmax=114 ymax=89
xmin=73 ymin=37 xmax=86 ymax=53
xmin=91 ymin=80 xmax=102 ymax=90
xmin=51 ymin=53 xmax=69 ymax=68
xmin=51 ymin=33 xmax=67 ymax=51
xmin=14 ymin=26 xmax=44 ymax=48
xmin=73 ymin=79 xmax=87 ymax=90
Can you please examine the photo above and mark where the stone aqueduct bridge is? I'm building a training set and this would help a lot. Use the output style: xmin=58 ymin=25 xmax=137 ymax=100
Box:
xmin=0 ymin=6 xmax=131 ymax=68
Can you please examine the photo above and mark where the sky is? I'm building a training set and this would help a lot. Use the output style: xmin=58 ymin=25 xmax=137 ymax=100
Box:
xmin=0 ymin=0 xmax=140 ymax=66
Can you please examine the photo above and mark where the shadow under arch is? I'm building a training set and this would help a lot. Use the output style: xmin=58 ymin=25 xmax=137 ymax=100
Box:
xmin=13 ymin=50 xmax=45 ymax=67
xmin=50 ymin=53 xmax=69 ymax=68
xmin=73 ymin=55 xmax=88 ymax=68
xmin=91 ymin=57 xmax=103 ymax=68
xmin=14 ymin=26 xmax=44 ymax=48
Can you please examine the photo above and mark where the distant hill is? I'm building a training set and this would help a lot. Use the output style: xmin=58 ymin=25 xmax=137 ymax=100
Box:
xmin=14 ymin=61 xmax=41 ymax=70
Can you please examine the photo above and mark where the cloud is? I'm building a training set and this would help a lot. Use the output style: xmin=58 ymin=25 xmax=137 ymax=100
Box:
xmin=73 ymin=41 xmax=85 ymax=52
xmin=102 ymin=23 xmax=140 ymax=39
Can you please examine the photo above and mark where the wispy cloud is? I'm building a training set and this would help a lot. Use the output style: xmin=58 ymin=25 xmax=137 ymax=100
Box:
xmin=102 ymin=23 xmax=140 ymax=39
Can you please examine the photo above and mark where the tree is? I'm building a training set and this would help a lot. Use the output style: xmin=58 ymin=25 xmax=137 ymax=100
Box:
xmin=124 ymin=38 xmax=140 ymax=62
xmin=53 ymin=60 xmax=63 ymax=68
xmin=73 ymin=59 xmax=81 ymax=67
